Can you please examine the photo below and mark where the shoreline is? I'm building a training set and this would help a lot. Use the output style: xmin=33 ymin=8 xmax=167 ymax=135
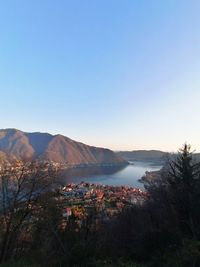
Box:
xmin=60 ymin=161 xmax=129 ymax=170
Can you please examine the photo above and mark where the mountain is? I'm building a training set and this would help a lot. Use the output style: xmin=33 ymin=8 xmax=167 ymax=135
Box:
xmin=0 ymin=129 xmax=127 ymax=166
xmin=117 ymin=150 xmax=168 ymax=163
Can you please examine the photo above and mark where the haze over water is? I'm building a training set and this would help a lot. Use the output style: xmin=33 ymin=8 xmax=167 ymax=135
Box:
xmin=63 ymin=161 xmax=162 ymax=189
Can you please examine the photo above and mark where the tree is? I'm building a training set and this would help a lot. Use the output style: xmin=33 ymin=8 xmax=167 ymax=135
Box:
xmin=0 ymin=160 xmax=58 ymax=263
xmin=167 ymin=143 xmax=200 ymax=240
xmin=102 ymin=144 xmax=200 ymax=266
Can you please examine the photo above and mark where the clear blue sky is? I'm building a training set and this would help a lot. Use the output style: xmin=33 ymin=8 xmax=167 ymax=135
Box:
xmin=0 ymin=0 xmax=200 ymax=151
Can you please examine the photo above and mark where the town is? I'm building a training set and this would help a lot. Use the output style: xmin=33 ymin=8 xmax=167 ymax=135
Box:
xmin=58 ymin=182 xmax=148 ymax=229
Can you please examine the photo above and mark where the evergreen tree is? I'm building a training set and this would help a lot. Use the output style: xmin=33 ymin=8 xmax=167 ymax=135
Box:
xmin=167 ymin=144 xmax=200 ymax=239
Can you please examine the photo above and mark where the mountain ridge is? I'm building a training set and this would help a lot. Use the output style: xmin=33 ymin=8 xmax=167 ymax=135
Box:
xmin=117 ymin=150 xmax=168 ymax=162
xmin=0 ymin=128 xmax=127 ymax=166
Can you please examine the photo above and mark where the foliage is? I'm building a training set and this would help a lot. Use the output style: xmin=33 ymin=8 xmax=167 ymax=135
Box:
xmin=0 ymin=161 xmax=58 ymax=263
xmin=1 ymin=144 xmax=200 ymax=266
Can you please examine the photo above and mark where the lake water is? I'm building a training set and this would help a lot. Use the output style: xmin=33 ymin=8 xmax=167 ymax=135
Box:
xmin=62 ymin=161 xmax=162 ymax=189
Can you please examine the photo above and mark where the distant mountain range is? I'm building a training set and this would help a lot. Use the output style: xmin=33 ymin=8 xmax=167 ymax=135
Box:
xmin=0 ymin=129 xmax=127 ymax=166
xmin=1 ymin=129 xmax=199 ymax=167
xmin=117 ymin=150 xmax=168 ymax=163
xmin=117 ymin=150 xmax=200 ymax=163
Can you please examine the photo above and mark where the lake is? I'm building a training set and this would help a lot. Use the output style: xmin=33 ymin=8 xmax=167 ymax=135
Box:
xmin=62 ymin=161 xmax=162 ymax=189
